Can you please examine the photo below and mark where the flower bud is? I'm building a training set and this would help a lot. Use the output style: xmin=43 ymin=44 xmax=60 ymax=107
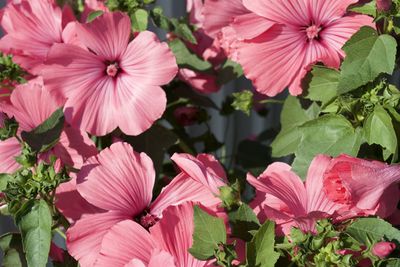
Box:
xmin=372 ymin=242 xmax=396 ymax=258
xmin=376 ymin=0 xmax=392 ymax=12
xmin=173 ymin=106 xmax=201 ymax=126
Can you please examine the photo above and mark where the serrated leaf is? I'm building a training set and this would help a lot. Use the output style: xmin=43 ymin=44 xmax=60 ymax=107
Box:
xmin=16 ymin=200 xmax=52 ymax=267
xmin=292 ymin=115 xmax=362 ymax=179
xmin=229 ymin=204 xmax=260 ymax=242
xmin=86 ymin=10 xmax=103 ymax=22
xmin=246 ymin=220 xmax=280 ymax=267
xmin=338 ymin=27 xmax=397 ymax=94
xmin=0 ymin=173 xmax=13 ymax=191
xmin=304 ymin=66 xmax=339 ymax=105
xmin=363 ymin=105 xmax=397 ymax=160
xmin=0 ymin=233 xmax=27 ymax=267
xmin=168 ymin=39 xmax=212 ymax=72
xmin=131 ymin=9 xmax=148 ymax=32
xmin=345 ymin=217 xmax=400 ymax=245
xmin=189 ymin=206 xmax=227 ymax=260
xmin=21 ymin=108 xmax=64 ymax=153
xmin=271 ymin=96 xmax=319 ymax=157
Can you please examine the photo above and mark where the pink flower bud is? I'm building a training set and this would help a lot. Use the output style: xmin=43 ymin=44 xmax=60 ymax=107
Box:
xmin=372 ymin=242 xmax=396 ymax=258
xmin=376 ymin=0 xmax=392 ymax=12
xmin=173 ymin=107 xmax=200 ymax=126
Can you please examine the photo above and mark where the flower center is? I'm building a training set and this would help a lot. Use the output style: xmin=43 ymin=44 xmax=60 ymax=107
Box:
xmin=306 ymin=25 xmax=321 ymax=40
xmin=135 ymin=210 xmax=159 ymax=229
xmin=106 ymin=63 xmax=119 ymax=77
xmin=323 ymin=170 xmax=352 ymax=205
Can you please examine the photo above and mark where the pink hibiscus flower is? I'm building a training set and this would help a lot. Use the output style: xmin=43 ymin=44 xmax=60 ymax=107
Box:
xmin=96 ymin=203 xmax=212 ymax=267
xmin=247 ymin=155 xmax=345 ymax=235
xmin=61 ymin=142 xmax=227 ymax=266
xmin=323 ymin=154 xmax=400 ymax=219
xmin=186 ymin=0 xmax=204 ymax=27
xmin=40 ymin=12 xmax=178 ymax=136
xmin=0 ymin=77 xmax=97 ymax=173
xmin=228 ymin=0 xmax=374 ymax=96
xmin=0 ymin=0 xmax=75 ymax=74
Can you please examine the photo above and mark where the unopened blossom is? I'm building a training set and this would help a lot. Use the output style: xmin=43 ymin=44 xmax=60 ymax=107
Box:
xmin=61 ymin=142 xmax=227 ymax=266
xmin=372 ymin=242 xmax=396 ymax=258
xmin=41 ymin=12 xmax=178 ymax=136
xmin=376 ymin=0 xmax=392 ymax=12
xmin=228 ymin=0 xmax=374 ymax=96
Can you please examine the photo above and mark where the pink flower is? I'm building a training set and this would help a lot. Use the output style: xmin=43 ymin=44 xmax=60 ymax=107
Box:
xmin=40 ymin=12 xmax=178 ymax=136
xmin=247 ymin=155 xmax=344 ymax=235
xmin=372 ymin=242 xmax=396 ymax=258
xmin=63 ymin=142 xmax=227 ymax=266
xmin=228 ymin=0 xmax=374 ymax=96
xmin=0 ymin=112 xmax=5 ymax=128
xmin=0 ymin=0 xmax=74 ymax=74
xmin=323 ymin=154 xmax=400 ymax=218
xmin=96 ymin=203 xmax=211 ymax=267
xmin=376 ymin=0 xmax=392 ymax=12
xmin=0 ymin=77 xmax=97 ymax=173
xmin=186 ymin=0 xmax=204 ymax=27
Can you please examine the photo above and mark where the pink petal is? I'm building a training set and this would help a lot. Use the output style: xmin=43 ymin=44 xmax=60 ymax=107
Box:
xmin=67 ymin=211 xmax=129 ymax=267
xmin=0 ymin=0 xmax=63 ymax=72
xmin=150 ymin=173 xmax=221 ymax=217
xmin=55 ymin=173 xmax=102 ymax=223
xmin=77 ymin=142 xmax=154 ymax=216
xmin=119 ymin=31 xmax=178 ymax=86
xmin=97 ymin=220 xmax=158 ymax=267
xmin=247 ymin=162 xmax=308 ymax=217
xmin=305 ymin=154 xmax=342 ymax=214
xmin=0 ymin=137 xmax=21 ymax=173
xmin=4 ymin=77 xmax=61 ymax=132
xmin=178 ymin=68 xmax=219 ymax=94
xmin=115 ymin=75 xmax=167 ymax=136
xmin=231 ymin=13 xmax=275 ymax=40
xmin=53 ymin=125 xmax=98 ymax=169
xmin=203 ymin=0 xmax=249 ymax=38
xmin=170 ymin=153 xmax=227 ymax=194
xmin=75 ymin=11 xmax=130 ymax=60
xmin=151 ymin=203 xmax=210 ymax=267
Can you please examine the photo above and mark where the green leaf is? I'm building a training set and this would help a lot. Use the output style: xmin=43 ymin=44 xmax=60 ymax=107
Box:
xmin=218 ymin=60 xmax=243 ymax=85
xmin=0 ymin=233 xmax=27 ymax=267
xmin=385 ymin=259 xmax=400 ymax=267
xmin=16 ymin=200 xmax=52 ymax=267
xmin=150 ymin=6 xmax=197 ymax=44
xmin=0 ymin=173 xmax=13 ymax=191
xmin=271 ymin=96 xmax=319 ymax=157
xmin=229 ymin=204 xmax=260 ymax=242
xmin=338 ymin=27 xmax=397 ymax=94
xmin=292 ymin=115 xmax=362 ymax=178
xmin=232 ymin=90 xmax=253 ymax=116
xmin=345 ymin=217 xmax=400 ymax=245
xmin=168 ymin=39 xmax=212 ymax=72
xmin=86 ymin=10 xmax=104 ymax=22
xmin=349 ymin=1 xmax=377 ymax=16
xmin=189 ymin=206 xmax=227 ymax=260
xmin=246 ymin=220 xmax=280 ymax=267
xmin=124 ymin=124 xmax=178 ymax=174
xmin=131 ymin=9 xmax=148 ymax=32
xmin=363 ymin=105 xmax=397 ymax=160
xmin=304 ymin=66 xmax=339 ymax=105
xmin=21 ymin=108 xmax=64 ymax=153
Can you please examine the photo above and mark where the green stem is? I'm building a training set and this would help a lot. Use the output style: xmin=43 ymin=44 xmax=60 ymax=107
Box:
xmin=53 ymin=227 xmax=66 ymax=239
xmin=258 ymin=99 xmax=284 ymax=104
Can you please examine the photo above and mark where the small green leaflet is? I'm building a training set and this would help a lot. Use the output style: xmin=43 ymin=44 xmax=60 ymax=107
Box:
xmin=189 ymin=206 xmax=227 ymax=260
xmin=131 ymin=9 xmax=148 ymax=32
xmin=246 ymin=220 xmax=280 ymax=267
xmin=86 ymin=10 xmax=104 ymax=22
xmin=304 ymin=66 xmax=339 ymax=106
xmin=168 ymin=39 xmax=212 ymax=72
xmin=363 ymin=105 xmax=397 ymax=160
xmin=231 ymin=90 xmax=253 ymax=116
xmin=338 ymin=27 xmax=397 ymax=94
xmin=349 ymin=0 xmax=377 ymax=16
xmin=0 ymin=233 xmax=27 ymax=267
xmin=15 ymin=200 xmax=52 ymax=267
xmin=229 ymin=204 xmax=260 ymax=242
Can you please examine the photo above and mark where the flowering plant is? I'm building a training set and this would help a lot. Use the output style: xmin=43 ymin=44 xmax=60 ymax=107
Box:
xmin=0 ymin=0 xmax=400 ymax=266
